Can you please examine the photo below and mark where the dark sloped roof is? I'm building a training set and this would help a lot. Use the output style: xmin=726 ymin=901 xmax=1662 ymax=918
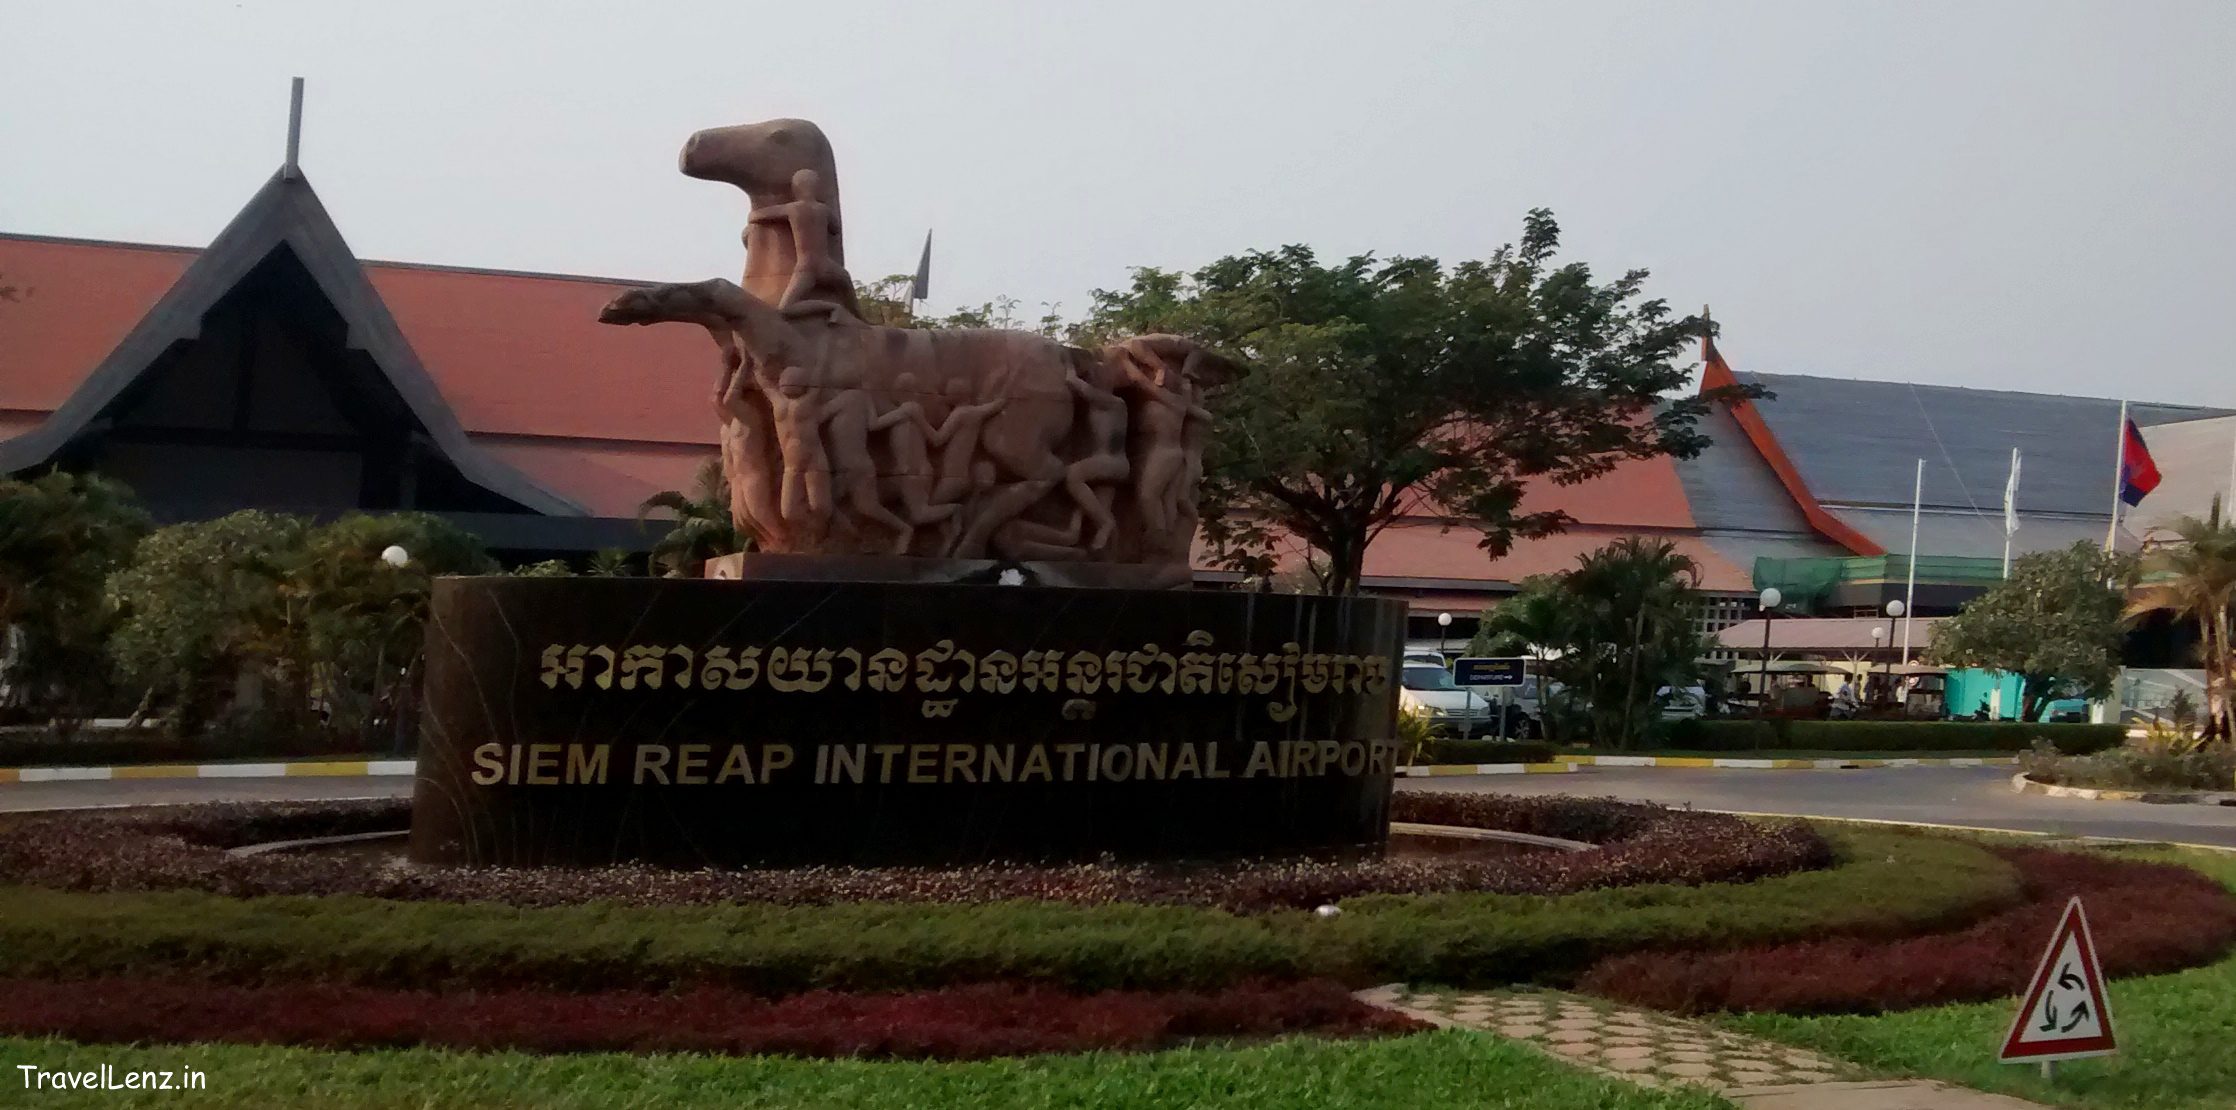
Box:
xmin=0 ymin=171 xmax=583 ymax=516
xmin=1736 ymin=372 xmax=2230 ymax=519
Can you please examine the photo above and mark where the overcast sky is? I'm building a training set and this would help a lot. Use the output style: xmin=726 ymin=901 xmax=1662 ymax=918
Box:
xmin=6 ymin=2 xmax=2233 ymax=405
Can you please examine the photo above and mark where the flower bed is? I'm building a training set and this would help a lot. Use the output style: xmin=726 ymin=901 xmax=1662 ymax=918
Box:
xmin=0 ymin=793 xmax=1831 ymax=913
xmin=1574 ymin=845 xmax=2236 ymax=1014
xmin=0 ymin=828 xmax=2015 ymax=994
xmin=2018 ymin=739 xmax=2236 ymax=793
xmin=0 ymin=977 xmax=1417 ymax=1059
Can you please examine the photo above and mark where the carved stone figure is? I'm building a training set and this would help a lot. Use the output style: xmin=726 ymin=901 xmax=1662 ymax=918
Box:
xmin=605 ymin=120 xmax=1233 ymax=579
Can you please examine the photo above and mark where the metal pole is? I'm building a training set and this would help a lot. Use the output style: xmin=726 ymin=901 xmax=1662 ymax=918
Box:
xmin=1902 ymin=459 xmax=1922 ymax=665
xmin=1758 ymin=613 xmax=1772 ymax=716
xmin=2002 ymin=447 xmax=2017 ymax=579
xmin=283 ymin=77 xmax=304 ymax=179
xmin=2106 ymin=399 xmax=2129 ymax=551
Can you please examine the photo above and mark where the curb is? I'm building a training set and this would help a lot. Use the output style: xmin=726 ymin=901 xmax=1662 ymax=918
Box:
xmin=1399 ymin=755 xmax=2017 ymax=775
xmin=0 ymin=759 xmax=416 ymax=784
xmin=1397 ymin=761 xmax=1578 ymax=777
xmin=2009 ymin=770 xmax=2235 ymax=806
xmin=1562 ymin=754 xmax=2015 ymax=770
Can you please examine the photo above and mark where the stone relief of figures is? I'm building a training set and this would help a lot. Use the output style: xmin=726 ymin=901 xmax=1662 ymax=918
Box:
xmin=603 ymin=118 xmax=1234 ymax=572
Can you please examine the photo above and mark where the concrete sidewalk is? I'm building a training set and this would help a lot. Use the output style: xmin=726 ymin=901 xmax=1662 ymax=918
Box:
xmin=1362 ymin=986 xmax=2050 ymax=1109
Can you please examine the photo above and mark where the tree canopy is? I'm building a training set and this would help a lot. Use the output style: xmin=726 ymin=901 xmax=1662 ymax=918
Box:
xmin=2126 ymin=499 xmax=2236 ymax=740
xmin=1075 ymin=211 xmax=1757 ymax=594
xmin=0 ymin=471 xmax=149 ymax=720
xmin=1930 ymin=542 xmax=2131 ymax=722
xmin=1468 ymin=536 xmax=1706 ymax=748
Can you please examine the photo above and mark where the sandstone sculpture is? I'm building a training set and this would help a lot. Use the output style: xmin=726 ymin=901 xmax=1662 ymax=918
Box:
xmin=603 ymin=119 xmax=1230 ymax=576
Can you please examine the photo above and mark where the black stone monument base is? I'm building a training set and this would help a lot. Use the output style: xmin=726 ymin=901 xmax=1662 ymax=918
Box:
xmin=409 ymin=576 xmax=1405 ymax=869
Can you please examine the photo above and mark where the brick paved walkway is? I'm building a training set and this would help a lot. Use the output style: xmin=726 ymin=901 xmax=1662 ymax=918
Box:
xmin=1358 ymin=986 xmax=2051 ymax=1109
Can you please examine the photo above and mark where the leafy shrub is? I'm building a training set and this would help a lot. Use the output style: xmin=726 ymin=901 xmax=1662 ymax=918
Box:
xmin=1420 ymin=739 xmax=1556 ymax=765
xmin=1575 ymin=845 xmax=2236 ymax=1014
xmin=0 ymin=726 xmax=381 ymax=768
xmin=0 ymin=977 xmax=1418 ymax=1058
xmin=0 ymin=827 xmax=2012 ymax=994
xmin=1781 ymin=721 xmax=2121 ymax=754
xmin=2019 ymin=736 xmax=2236 ymax=792
xmin=0 ymin=795 xmax=1828 ymax=913
xmin=0 ymin=472 xmax=150 ymax=725
xmin=1660 ymin=719 xmax=2122 ymax=754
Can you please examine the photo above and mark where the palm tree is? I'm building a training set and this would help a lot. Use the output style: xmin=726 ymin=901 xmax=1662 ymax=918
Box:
xmin=638 ymin=457 xmax=748 ymax=578
xmin=1566 ymin=537 xmax=1703 ymax=749
xmin=2127 ymin=497 xmax=2236 ymax=742
xmin=1471 ymin=575 xmax=1583 ymax=743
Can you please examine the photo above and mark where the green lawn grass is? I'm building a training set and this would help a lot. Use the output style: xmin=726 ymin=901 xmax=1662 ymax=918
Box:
xmin=0 ymin=1030 xmax=1733 ymax=1109
xmin=1728 ymin=846 xmax=2236 ymax=1110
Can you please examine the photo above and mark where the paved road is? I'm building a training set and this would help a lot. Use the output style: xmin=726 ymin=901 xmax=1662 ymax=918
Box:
xmin=0 ymin=775 xmax=412 ymax=813
xmin=1408 ymin=764 xmax=2236 ymax=848
xmin=3 ymin=766 xmax=2231 ymax=848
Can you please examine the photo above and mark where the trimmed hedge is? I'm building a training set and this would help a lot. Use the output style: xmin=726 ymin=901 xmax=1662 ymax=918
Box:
xmin=0 ymin=726 xmax=384 ymax=769
xmin=1663 ymin=719 xmax=2123 ymax=755
xmin=0 ymin=829 xmax=2018 ymax=994
xmin=1578 ymin=846 xmax=2236 ymax=1014
xmin=1420 ymin=739 xmax=1556 ymax=765
xmin=0 ymin=977 xmax=1420 ymax=1059
xmin=0 ymin=796 xmax=1828 ymax=913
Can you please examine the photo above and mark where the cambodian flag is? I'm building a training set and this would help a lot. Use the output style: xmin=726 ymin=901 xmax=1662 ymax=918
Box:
xmin=2120 ymin=418 xmax=2161 ymax=506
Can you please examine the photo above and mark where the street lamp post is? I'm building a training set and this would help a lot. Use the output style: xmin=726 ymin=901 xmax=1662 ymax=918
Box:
xmin=1756 ymin=587 xmax=1782 ymax=716
xmin=1870 ymin=625 xmax=1887 ymax=712
xmin=1436 ymin=612 xmax=1452 ymax=659
xmin=1882 ymin=600 xmax=1906 ymax=716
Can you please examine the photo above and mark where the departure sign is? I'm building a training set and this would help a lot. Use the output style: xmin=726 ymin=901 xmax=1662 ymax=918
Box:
xmin=1453 ymin=657 xmax=1526 ymax=687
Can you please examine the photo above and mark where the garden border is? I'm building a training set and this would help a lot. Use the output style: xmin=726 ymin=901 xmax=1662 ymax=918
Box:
xmin=2009 ymin=770 xmax=2236 ymax=806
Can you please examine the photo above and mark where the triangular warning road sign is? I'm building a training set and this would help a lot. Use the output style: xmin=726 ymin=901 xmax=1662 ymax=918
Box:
xmin=1999 ymin=896 xmax=2117 ymax=1063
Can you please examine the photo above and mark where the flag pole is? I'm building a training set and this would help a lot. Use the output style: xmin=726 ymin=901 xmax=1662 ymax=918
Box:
xmin=2106 ymin=400 xmax=2129 ymax=551
xmin=1902 ymin=457 xmax=1922 ymax=665
xmin=2002 ymin=446 xmax=2018 ymax=579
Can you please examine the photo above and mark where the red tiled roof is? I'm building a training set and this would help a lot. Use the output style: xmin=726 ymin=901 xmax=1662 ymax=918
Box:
xmin=1365 ymin=521 xmax=1752 ymax=593
xmin=0 ymin=237 xmax=194 ymax=414
xmin=367 ymin=263 xmax=719 ymax=446
xmin=1 ymin=233 xmax=1737 ymax=590
xmin=478 ymin=439 xmax=712 ymax=518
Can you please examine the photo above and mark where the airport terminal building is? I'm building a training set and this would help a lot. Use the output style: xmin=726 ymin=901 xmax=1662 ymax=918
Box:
xmin=6 ymin=162 xmax=2232 ymax=652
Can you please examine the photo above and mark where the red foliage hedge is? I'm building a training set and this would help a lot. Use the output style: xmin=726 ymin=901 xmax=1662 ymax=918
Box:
xmin=0 ymin=977 xmax=1418 ymax=1058
xmin=1576 ymin=846 xmax=2236 ymax=1014
xmin=0 ymin=793 xmax=1828 ymax=913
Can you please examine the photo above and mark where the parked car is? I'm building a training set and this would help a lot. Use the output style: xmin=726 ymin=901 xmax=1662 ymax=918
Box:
xmin=1402 ymin=650 xmax=1450 ymax=669
xmin=1398 ymin=663 xmax=1494 ymax=737
xmin=1655 ymin=684 xmax=1708 ymax=721
xmin=1461 ymin=672 xmax=1547 ymax=739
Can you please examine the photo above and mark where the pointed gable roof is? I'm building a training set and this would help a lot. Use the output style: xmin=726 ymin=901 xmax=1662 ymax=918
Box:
xmin=0 ymin=170 xmax=583 ymax=515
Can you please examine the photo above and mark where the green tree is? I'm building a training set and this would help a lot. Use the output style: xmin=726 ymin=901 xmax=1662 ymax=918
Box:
xmin=109 ymin=510 xmax=493 ymax=742
xmin=2126 ymin=499 xmax=2236 ymax=741
xmin=1930 ymin=542 xmax=2132 ymax=723
xmin=640 ymin=457 xmax=746 ymax=577
xmin=1075 ymin=213 xmax=1758 ymax=594
xmin=854 ymin=275 xmax=1063 ymax=335
xmin=588 ymin=548 xmax=638 ymax=577
xmin=291 ymin=513 xmax=495 ymax=748
xmin=107 ymin=511 xmax=310 ymax=734
xmin=0 ymin=472 xmax=150 ymax=721
xmin=1465 ymin=539 xmax=1704 ymax=748
xmin=1468 ymin=574 xmax=1583 ymax=742
xmin=1563 ymin=537 xmax=1706 ymax=749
